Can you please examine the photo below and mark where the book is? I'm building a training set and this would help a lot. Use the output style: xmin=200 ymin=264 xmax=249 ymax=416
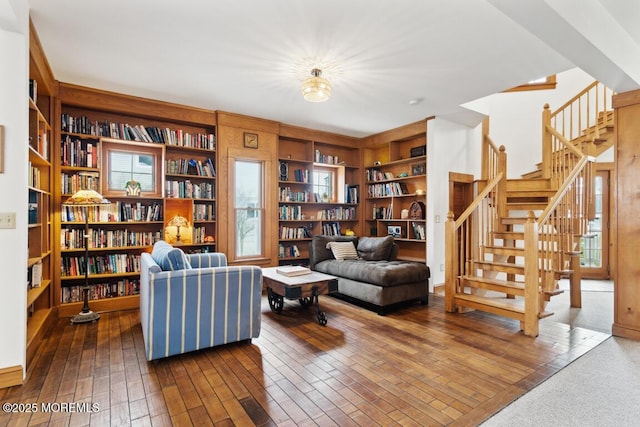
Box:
xmin=276 ymin=266 xmax=311 ymax=277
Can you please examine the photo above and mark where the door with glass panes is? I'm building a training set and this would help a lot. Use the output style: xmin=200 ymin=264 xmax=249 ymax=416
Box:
xmin=580 ymin=170 xmax=610 ymax=278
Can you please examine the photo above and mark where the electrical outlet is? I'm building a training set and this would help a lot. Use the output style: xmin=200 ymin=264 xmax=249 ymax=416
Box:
xmin=435 ymin=215 xmax=440 ymax=223
xmin=0 ymin=212 xmax=16 ymax=229
xmin=440 ymin=264 xmax=444 ymax=272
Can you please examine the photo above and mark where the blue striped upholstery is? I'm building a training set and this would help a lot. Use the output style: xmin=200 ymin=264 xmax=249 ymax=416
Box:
xmin=140 ymin=251 xmax=262 ymax=360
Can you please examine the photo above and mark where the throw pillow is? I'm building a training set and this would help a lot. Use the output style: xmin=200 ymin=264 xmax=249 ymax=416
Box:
xmin=357 ymin=236 xmax=394 ymax=261
xmin=326 ymin=241 xmax=359 ymax=261
xmin=151 ymin=240 xmax=192 ymax=271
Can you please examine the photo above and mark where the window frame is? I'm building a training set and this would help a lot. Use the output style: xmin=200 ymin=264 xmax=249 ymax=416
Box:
xmin=232 ymin=158 xmax=265 ymax=260
xmin=504 ymin=75 xmax=557 ymax=92
xmin=100 ymin=138 xmax=164 ymax=198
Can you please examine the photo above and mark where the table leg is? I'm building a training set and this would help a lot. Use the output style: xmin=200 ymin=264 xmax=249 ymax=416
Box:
xmin=312 ymin=285 xmax=327 ymax=326
xmin=267 ymin=288 xmax=284 ymax=313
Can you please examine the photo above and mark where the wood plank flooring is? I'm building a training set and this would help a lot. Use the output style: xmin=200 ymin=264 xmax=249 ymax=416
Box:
xmin=1 ymin=294 xmax=609 ymax=426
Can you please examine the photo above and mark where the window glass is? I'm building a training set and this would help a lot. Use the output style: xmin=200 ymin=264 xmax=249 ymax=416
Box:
xmin=313 ymin=169 xmax=334 ymax=201
xmin=109 ymin=151 xmax=154 ymax=192
xmin=235 ymin=160 xmax=263 ymax=258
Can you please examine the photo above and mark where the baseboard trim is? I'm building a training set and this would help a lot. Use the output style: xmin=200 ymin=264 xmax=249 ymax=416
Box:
xmin=0 ymin=365 xmax=23 ymax=389
xmin=612 ymin=323 xmax=640 ymax=341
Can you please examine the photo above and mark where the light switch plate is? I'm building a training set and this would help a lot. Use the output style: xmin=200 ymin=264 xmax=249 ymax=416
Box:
xmin=0 ymin=212 xmax=16 ymax=229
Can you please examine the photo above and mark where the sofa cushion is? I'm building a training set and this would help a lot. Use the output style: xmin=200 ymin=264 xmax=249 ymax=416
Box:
xmin=315 ymin=259 xmax=429 ymax=287
xmin=357 ymin=236 xmax=395 ymax=261
xmin=151 ymin=240 xmax=192 ymax=271
xmin=326 ymin=241 xmax=359 ymax=261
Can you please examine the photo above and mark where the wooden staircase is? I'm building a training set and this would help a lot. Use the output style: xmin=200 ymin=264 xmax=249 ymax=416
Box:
xmin=445 ymin=81 xmax=613 ymax=337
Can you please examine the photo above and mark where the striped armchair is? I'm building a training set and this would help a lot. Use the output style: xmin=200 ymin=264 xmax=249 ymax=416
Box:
xmin=140 ymin=250 xmax=262 ymax=360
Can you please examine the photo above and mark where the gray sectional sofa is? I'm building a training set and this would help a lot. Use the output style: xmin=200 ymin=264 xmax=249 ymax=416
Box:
xmin=309 ymin=235 xmax=430 ymax=314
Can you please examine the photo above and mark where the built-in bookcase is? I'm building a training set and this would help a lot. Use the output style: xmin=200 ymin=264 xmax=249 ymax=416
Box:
xmin=26 ymin=22 xmax=56 ymax=368
xmin=55 ymin=83 xmax=217 ymax=316
xmin=363 ymin=121 xmax=429 ymax=262
xmin=277 ymin=133 xmax=362 ymax=266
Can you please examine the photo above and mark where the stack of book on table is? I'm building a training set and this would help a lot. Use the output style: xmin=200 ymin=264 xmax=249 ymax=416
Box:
xmin=276 ymin=266 xmax=311 ymax=277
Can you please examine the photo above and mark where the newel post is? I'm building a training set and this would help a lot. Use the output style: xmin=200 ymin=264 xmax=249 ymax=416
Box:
xmin=481 ymin=118 xmax=490 ymax=180
xmin=444 ymin=211 xmax=456 ymax=312
xmin=542 ymin=103 xmax=552 ymax=180
xmin=523 ymin=211 xmax=540 ymax=337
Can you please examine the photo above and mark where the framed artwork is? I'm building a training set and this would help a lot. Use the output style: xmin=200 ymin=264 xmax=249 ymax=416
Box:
xmin=0 ymin=125 xmax=3 ymax=173
xmin=411 ymin=163 xmax=425 ymax=176
xmin=244 ymin=132 xmax=258 ymax=149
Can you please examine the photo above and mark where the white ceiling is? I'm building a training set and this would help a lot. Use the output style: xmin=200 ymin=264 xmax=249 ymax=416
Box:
xmin=28 ymin=0 xmax=640 ymax=137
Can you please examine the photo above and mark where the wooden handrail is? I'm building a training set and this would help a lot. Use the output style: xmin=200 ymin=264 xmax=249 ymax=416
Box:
xmin=544 ymin=125 xmax=585 ymax=158
xmin=454 ymin=172 xmax=503 ymax=229
xmin=550 ymin=81 xmax=603 ymax=118
xmin=536 ymin=155 xmax=589 ymax=225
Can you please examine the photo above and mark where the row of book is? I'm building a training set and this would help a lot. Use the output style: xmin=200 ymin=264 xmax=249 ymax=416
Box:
xmin=322 ymin=222 xmax=342 ymax=236
xmin=28 ymin=192 xmax=39 ymax=224
xmin=279 ymin=187 xmax=312 ymax=203
xmin=314 ymin=150 xmax=341 ymax=165
xmin=279 ymin=225 xmax=313 ymax=240
xmin=61 ymin=253 xmax=141 ymax=277
xmin=165 ymin=158 xmax=216 ymax=177
xmin=61 ymin=201 xmax=163 ymax=223
xmin=61 ymin=171 xmax=99 ymax=195
xmin=165 ymin=180 xmax=215 ymax=199
xmin=61 ymin=113 xmax=216 ymax=150
xmin=278 ymin=244 xmax=301 ymax=258
xmin=61 ymin=279 xmax=140 ymax=304
xmin=279 ymin=205 xmax=306 ymax=220
xmin=60 ymin=228 xmax=162 ymax=250
xmin=367 ymin=182 xmax=410 ymax=198
xmin=61 ymin=135 xmax=99 ymax=168
xmin=411 ymin=222 xmax=426 ymax=240
xmin=365 ymin=168 xmax=395 ymax=182
xmin=316 ymin=207 xmax=356 ymax=221
xmin=194 ymin=203 xmax=215 ymax=221
xmin=372 ymin=204 xmax=393 ymax=220
xmin=28 ymin=163 xmax=42 ymax=189
xmin=193 ymin=226 xmax=215 ymax=244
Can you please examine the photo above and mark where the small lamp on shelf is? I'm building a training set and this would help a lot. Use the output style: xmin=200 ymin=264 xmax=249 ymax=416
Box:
xmin=166 ymin=215 xmax=190 ymax=243
xmin=62 ymin=189 xmax=111 ymax=324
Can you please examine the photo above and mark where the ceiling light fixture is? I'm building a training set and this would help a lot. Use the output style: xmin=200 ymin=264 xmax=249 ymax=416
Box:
xmin=301 ymin=68 xmax=332 ymax=102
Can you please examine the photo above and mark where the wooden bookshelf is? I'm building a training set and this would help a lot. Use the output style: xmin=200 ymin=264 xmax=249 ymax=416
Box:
xmin=362 ymin=120 xmax=430 ymax=263
xmin=54 ymin=83 xmax=218 ymax=314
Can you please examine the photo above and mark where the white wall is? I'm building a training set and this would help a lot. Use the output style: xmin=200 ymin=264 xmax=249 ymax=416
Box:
xmin=0 ymin=0 xmax=29 ymax=376
xmin=463 ymin=68 xmax=598 ymax=177
xmin=427 ymin=118 xmax=481 ymax=287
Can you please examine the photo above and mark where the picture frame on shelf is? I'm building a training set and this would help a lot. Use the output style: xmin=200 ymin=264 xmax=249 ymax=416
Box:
xmin=387 ymin=225 xmax=401 ymax=238
xmin=244 ymin=132 xmax=258 ymax=149
xmin=411 ymin=163 xmax=425 ymax=176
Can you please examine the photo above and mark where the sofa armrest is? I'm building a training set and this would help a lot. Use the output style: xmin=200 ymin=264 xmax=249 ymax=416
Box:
xmin=187 ymin=252 xmax=227 ymax=268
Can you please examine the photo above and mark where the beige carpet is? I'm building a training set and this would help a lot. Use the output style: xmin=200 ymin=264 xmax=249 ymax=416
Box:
xmin=480 ymin=336 xmax=640 ymax=426
xmin=482 ymin=280 xmax=640 ymax=426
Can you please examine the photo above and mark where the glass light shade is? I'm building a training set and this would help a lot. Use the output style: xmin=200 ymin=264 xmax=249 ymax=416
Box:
xmin=63 ymin=189 xmax=111 ymax=206
xmin=302 ymin=68 xmax=332 ymax=102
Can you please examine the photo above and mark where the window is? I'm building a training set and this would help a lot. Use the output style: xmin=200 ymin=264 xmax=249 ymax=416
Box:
xmin=313 ymin=168 xmax=334 ymax=201
xmin=101 ymin=139 xmax=163 ymax=197
xmin=504 ymin=75 xmax=557 ymax=92
xmin=234 ymin=160 xmax=264 ymax=258
xmin=313 ymin=164 xmax=346 ymax=203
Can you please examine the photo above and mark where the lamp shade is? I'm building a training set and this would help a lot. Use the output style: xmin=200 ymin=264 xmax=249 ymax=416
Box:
xmin=63 ymin=189 xmax=111 ymax=206
xmin=301 ymin=68 xmax=332 ymax=102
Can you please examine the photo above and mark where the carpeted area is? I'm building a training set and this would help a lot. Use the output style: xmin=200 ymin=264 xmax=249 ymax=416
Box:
xmin=481 ymin=279 xmax=640 ymax=426
xmin=480 ymin=336 xmax=640 ymax=426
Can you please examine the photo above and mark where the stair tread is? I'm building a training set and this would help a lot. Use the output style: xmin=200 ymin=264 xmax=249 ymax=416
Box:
xmin=462 ymin=275 xmax=524 ymax=290
xmin=472 ymin=260 xmax=525 ymax=272
xmin=454 ymin=293 xmax=525 ymax=316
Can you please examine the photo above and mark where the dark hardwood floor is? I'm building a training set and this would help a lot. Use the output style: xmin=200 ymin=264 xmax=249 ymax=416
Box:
xmin=1 ymin=294 xmax=609 ymax=426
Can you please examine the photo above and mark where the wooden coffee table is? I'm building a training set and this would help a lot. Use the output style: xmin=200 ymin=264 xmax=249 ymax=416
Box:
xmin=261 ymin=267 xmax=338 ymax=326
